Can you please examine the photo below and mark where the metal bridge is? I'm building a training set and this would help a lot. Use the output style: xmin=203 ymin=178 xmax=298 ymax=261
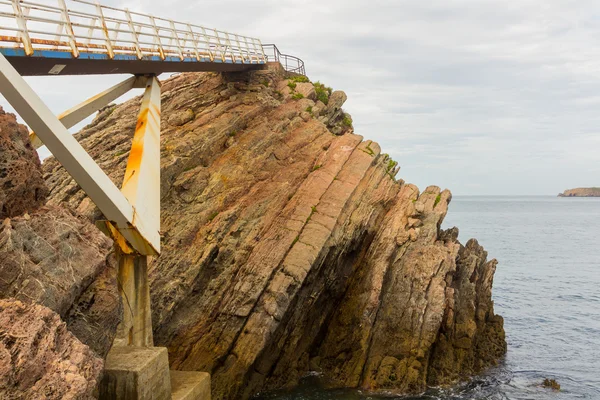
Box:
xmin=0 ymin=0 xmax=306 ymax=361
xmin=0 ymin=0 xmax=305 ymax=75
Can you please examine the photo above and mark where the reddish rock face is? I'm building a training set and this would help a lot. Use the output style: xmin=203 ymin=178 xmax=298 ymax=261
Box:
xmin=0 ymin=107 xmax=48 ymax=218
xmin=0 ymin=206 xmax=121 ymax=358
xmin=0 ymin=299 xmax=103 ymax=399
xmin=0 ymin=106 xmax=121 ymax=398
xmin=42 ymin=68 xmax=506 ymax=399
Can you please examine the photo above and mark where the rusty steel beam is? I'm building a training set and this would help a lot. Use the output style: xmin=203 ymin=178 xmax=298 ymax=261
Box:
xmin=120 ymin=75 xmax=161 ymax=257
xmin=97 ymin=77 xmax=161 ymax=347
xmin=96 ymin=220 xmax=154 ymax=347
xmin=29 ymin=75 xmax=148 ymax=149
xmin=0 ymin=52 xmax=160 ymax=255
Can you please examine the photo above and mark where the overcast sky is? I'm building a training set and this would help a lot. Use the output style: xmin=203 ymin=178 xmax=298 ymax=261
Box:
xmin=2 ymin=0 xmax=600 ymax=195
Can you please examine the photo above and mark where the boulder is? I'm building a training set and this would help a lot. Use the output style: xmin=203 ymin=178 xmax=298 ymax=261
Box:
xmin=312 ymin=100 xmax=326 ymax=116
xmin=295 ymin=82 xmax=316 ymax=100
xmin=325 ymin=90 xmax=347 ymax=117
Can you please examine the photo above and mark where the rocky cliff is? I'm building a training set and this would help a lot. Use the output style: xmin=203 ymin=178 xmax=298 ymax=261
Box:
xmin=0 ymin=108 xmax=121 ymax=399
xmin=558 ymin=187 xmax=600 ymax=197
xmin=43 ymin=66 xmax=506 ymax=398
xmin=1 ymin=64 xmax=505 ymax=399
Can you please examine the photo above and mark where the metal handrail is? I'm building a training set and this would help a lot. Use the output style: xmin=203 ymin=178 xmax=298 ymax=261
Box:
xmin=262 ymin=43 xmax=305 ymax=75
xmin=0 ymin=0 xmax=266 ymax=63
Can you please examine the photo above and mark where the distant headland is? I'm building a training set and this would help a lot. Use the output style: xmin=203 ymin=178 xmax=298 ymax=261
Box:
xmin=558 ymin=187 xmax=600 ymax=197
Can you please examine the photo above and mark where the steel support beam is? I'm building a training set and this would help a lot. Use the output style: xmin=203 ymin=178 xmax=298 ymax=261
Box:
xmin=29 ymin=75 xmax=148 ymax=149
xmin=121 ymin=76 xmax=161 ymax=243
xmin=0 ymin=52 xmax=159 ymax=255
xmin=101 ymin=77 xmax=160 ymax=347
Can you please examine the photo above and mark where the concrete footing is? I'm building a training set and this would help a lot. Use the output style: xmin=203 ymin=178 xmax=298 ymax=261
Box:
xmin=100 ymin=346 xmax=211 ymax=400
xmin=171 ymin=370 xmax=211 ymax=400
xmin=100 ymin=346 xmax=171 ymax=400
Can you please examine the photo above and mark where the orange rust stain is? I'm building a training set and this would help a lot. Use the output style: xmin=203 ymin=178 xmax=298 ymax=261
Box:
xmin=103 ymin=221 xmax=134 ymax=254
xmin=122 ymin=105 xmax=159 ymax=191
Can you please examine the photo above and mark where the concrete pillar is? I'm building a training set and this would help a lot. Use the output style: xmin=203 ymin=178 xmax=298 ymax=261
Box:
xmin=113 ymin=247 xmax=154 ymax=347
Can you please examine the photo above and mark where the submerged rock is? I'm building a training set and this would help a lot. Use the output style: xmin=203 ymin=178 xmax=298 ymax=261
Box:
xmin=41 ymin=66 xmax=506 ymax=398
xmin=542 ymin=378 xmax=561 ymax=391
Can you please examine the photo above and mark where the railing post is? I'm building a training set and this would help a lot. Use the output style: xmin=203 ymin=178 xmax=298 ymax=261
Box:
xmin=200 ymin=27 xmax=214 ymax=61
xmin=254 ymin=39 xmax=264 ymax=63
xmin=169 ymin=21 xmax=184 ymax=60
xmin=12 ymin=0 xmax=33 ymax=56
xmin=85 ymin=17 xmax=96 ymax=47
xmin=214 ymin=30 xmax=226 ymax=62
xmin=224 ymin=32 xmax=235 ymax=63
xmin=95 ymin=2 xmax=114 ymax=59
xmin=186 ymin=24 xmax=201 ymax=61
xmin=57 ymin=0 xmax=79 ymax=57
xmin=234 ymin=34 xmax=246 ymax=63
xmin=148 ymin=16 xmax=165 ymax=60
xmin=124 ymin=8 xmax=143 ymax=59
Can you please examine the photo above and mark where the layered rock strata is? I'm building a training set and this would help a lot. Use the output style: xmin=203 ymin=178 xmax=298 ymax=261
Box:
xmin=41 ymin=66 xmax=506 ymax=399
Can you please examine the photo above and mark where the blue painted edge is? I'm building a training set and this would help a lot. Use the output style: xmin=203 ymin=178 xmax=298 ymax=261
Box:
xmin=0 ymin=47 xmax=266 ymax=65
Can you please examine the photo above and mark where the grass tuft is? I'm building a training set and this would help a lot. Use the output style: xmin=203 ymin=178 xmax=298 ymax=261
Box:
xmin=290 ymin=75 xmax=310 ymax=83
xmin=342 ymin=114 xmax=353 ymax=127
xmin=314 ymin=81 xmax=332 ymax=105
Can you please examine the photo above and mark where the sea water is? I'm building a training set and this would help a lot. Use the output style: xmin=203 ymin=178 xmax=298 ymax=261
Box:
xmin=258 ymin=196 xmax=600 ymax=399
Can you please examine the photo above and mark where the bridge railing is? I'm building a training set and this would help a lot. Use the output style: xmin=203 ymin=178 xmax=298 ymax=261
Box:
xmin=262 ymin=43 xmax=305 ymax=75
xmin=0 ymin=0 xmax=266 ymax=64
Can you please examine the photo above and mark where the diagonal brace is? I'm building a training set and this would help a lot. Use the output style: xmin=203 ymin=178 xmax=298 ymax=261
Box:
xmin=0 ymin=52 xmax=159 ymax=255
xmin=30 ymin=75 xmax=148 ymax=149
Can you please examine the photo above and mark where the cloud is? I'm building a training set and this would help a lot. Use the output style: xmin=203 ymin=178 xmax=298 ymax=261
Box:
xmin=2 ymin=0 xmax=600 ymax=194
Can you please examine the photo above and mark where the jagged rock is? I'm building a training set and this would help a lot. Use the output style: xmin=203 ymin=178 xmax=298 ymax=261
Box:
xmin=427 ymin=238 xmax=506 ymax=385
xmin=312 ymin=100 xmax=326 ymax=116
xmin=0 ymin=205 xmax=121 ymax=358
xmin=326 ymin=90 xmax=347 ymax=117
xmin=295 ymin=82 xmax=316 ymax=100
xmin=42 ymin=67 xmax=505 ymax=399
xmin=275 ymin=79 xmax=293 ymax=100
xmin=0 ymin=107 xmax=48 ymax=218
xmin=0 ymin=299 xmax=103 ymax=399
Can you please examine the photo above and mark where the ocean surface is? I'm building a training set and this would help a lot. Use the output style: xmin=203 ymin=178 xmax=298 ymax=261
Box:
xmin=258 ymin=196 xmax=600 ymax=399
